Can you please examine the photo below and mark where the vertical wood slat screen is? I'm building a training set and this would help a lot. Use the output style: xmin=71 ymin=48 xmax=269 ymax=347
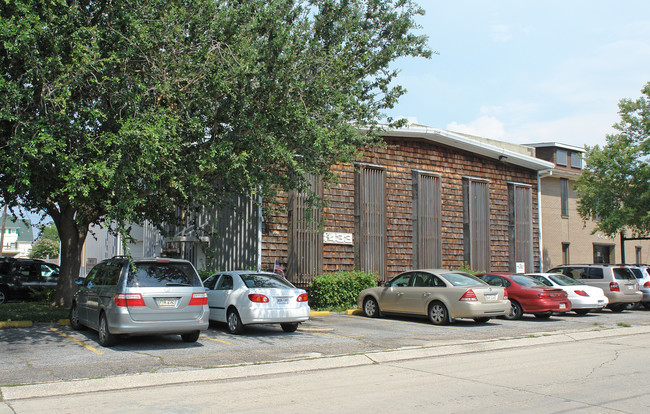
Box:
xmin=413 ymin=171 xmax=442 ymax=268
xmin=511 ymin=184 xmax=533 ymax=272
xmin=288 ymin=175 xmax=323 ymax=285
xmin=464 ymin=178 xmax=490 ymax=271
xmin=357 ymin=165 xmax=386 ymax=280
xmin=211 ymin=195 xmax=259 ymax=271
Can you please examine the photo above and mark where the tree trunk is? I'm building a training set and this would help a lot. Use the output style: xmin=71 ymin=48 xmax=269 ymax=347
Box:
xmin=49 ymin=205 xmax=89 ymax=308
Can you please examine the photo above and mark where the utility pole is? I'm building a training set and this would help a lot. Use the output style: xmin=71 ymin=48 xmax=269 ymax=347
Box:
xmin=0 ymin=204 xmax=8 ymax=257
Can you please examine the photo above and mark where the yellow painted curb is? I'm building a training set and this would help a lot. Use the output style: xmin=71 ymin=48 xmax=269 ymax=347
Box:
xmin=58 ymin=319 xmax=70 ymax=326
xmin=345 ymin=309 xmax=363 ymax=315
xmin=309 ymin=311 xmax=330 ymax=317
xmin=0 ymin=320 xmax=33 ymax=329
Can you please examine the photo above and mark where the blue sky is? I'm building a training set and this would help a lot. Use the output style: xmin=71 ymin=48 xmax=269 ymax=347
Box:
xmin=385 ymin=0 xmax=650 ymax=148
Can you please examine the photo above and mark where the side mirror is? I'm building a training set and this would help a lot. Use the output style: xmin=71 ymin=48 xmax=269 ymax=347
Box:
xmin=383 ymin=281 xmax=391 ymax=287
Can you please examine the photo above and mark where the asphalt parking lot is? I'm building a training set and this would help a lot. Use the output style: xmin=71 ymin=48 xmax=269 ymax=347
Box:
xmin=1 ymin=307 xmax=649 ymax=386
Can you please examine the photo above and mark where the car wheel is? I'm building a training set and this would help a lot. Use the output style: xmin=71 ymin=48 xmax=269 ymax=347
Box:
xmin=574 ymin=309 xmax=590 ymax=315
xmin=473 ymin=317 xmax=490 ymax=323
xmin=227 ymin=309 xmax=244 ymax=335
xmin=626 ymin=302 xmax=641 ymax=310
xmin=281 ymin=323 xmax=299 ymax=333
xmin=69 ymin=302 xmax=84 ymax=330
xmin=505 ymin=300 xmax=523 ymax=320
xmin=98 ymin=313 xmax=117 ymax=347
xmin=181 ymin=331 xmax=201 ymax=343
xmin=643 ymin=302 xmax=650 ymax=310
xmin=534 ymin=312 xmax=552 ymax=319
xmin=609 ymin=304 xmax=626 ymax=313
xmin=363 ymin=297 xmax=381 ymax=318
xmin=0 ymin=288 xmax=7 ymax=304
xmin=428 ymin=301 xmax=449 ymax=325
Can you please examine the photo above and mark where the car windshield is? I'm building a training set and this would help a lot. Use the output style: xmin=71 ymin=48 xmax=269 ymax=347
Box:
xmin=240 ymin=273 xmax=295 ymax=289
xmin=549 ymin=274 xmax=582 ymax=286
xmin=511 ymin=275 xmax=547 ymax=287
xmin=614 ymin=267 xmax=636 ymax=280
xmin=127 ymin=262 xmax=202 ymax=287
xmin=441 ymin=272 xmax=486 ymax=287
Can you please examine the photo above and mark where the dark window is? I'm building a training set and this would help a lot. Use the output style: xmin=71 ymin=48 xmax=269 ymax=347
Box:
xmin=562 ymin=243 xmax=570 ymax=265
xmin=588 ymin=267 xmax=604 ymax=279
xmin=509 ymin=184 xmax=533 ymax=273
xmin=412 ymin=171 xmax=442 ymax=268
xmin=636 ymin=246 xmax=642 ymax=265
xmin=127 ymin=262 xmax=202 ymax=287
xmin=560 ymin=178 xmax=569 ymax=217
xmin=203 ymin=274 xmax=218 ymax=290
xmin=216 ymin=275 xmax=233 ymax=290
xmin=355 ymin=164 xmax=386 ymax=280
xmin=390 ymin=273 xmax=411 ymax=287
xmin=557 ymin=149 xmax=567 ymax=166
xmin=463 ymin=178 xmax=490 ymax=271
xmin=593 ymin=245 xmax=612 ymax=264
xmin=288 ymin=174 xmax=323 ymax=284
xmin=570 ymin=152 xmax=582 ymax=169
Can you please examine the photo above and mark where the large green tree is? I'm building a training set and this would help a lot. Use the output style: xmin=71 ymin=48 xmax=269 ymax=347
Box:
xmin=0 ymin=0 xmax=430 ymax=306
xmin=575 ymin=82 xmax=650 ymax=237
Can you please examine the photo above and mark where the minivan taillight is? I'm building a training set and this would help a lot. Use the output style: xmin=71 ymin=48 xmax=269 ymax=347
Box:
xmin=297 ymin=293 xmax=308 ymax=302
xmin=459 ymin=289 xmax=478 ymax=301
xmin=114 ymin=293 xmax=145 ymax=307
xmin=609 ymin=282 xmax=620 ymax=292
xmin=189 ymin=292 xmax=208 ymax=306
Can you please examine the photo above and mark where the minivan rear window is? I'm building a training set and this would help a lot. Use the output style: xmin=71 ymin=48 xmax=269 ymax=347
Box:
xmin=613 ymin=267 xmax=636 ymax=280
xmin=127 ymin=263 xmax=202 ymax=287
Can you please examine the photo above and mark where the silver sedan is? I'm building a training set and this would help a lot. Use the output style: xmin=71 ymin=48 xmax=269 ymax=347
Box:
xmin=357 ymin=269 xmax=510 ymax=325
xmin=204 ymin=271 xmax=310 ymax=334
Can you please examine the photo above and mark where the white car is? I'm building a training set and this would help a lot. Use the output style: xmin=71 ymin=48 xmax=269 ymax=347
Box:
xmin=527 ymin=273 xmax=608 ymax=315
xmin=203 ymin=271 xmax=310 ymax=334
xmin=626 ymin=265 xmax=650 ymax=309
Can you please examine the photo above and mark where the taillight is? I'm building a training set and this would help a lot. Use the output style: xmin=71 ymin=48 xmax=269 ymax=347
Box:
xmin=503 ymin=290 xmax=508 ymax=300
xmin=297 ymin=293 xmax=308 ymax=302
xmin=248 ymin=294 xmax=270 ymax=303
xmin=644 ymin=281 xmax=650 ymax=288
xmin=609 ymin=282 xmax=620 ymax=292
xmin=538 ymin=292 xmax=550 ymax=298
xmin=459 ymin=289 xmax=478 ymax=301
xmin=574 ymin=290 xmax=589 ymax=297
xmin=114 ymin=293 xmax=145 ymax=307
xmin=189 ymin=292 xmax=208 ymax=306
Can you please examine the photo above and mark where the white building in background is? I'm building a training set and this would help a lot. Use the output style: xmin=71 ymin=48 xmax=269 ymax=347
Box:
xmin=0 ymin=215 xmax=34 ymax=258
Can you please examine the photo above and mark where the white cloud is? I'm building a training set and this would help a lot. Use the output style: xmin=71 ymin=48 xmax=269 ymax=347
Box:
xmin=446 ymin=116 xmax=506 ymax=139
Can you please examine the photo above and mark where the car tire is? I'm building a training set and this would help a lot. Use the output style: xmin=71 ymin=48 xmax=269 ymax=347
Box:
xmin=281 ymin=323 xmax=299 ymax=333
xmin=69 ymin=302 xmax=84 ymax=330
xmin=626 ymin=302 xmax=641 ymax=310
xmin=574 ymin=309 xmax=590 ymax=315
xmin=428 ymin=301 xmax=449 ymax=325
xmin=534 ymin=312 xmax=552 ymax=319
xmin=227 ymin=309 xmax=244 ymax=335
xmin=609 ymin=304 xmax=626 ymax=313
xmin=505 ymin=300 xmax=523 ymax=320
xmin=643 ymin=302 xmax=650 ymax=310
xmin=363 ymin=297 xmax=381 ymax=318
xmin=0 ymin=288 xmax=8 ymax=304
xmin=181 ymin=330 xmax=201 ymax=343
xmin=98 ymin=313 xmax=117 ymax=347
xmin=473 ymin=317 xmax=490 ymax=323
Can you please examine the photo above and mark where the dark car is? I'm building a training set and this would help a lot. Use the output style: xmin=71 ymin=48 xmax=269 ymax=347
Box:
xmin=0 ymin=258 xmax=60 ymax=304
xmin=477 ymin=273 xmax=571 ymax=320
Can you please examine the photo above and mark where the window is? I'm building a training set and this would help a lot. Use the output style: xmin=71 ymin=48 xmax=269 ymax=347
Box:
xmin=556 ymin=149 xmax=567 ymax=166
xmin=570 ymin=152 xmax=582 ymax=169
xmin=412 ymin=171 xmax=441 ymax=268
xmin=562 ymin=243 xmax=570 ymax=265
xmin=288 ymin=174 xmax=323 ymax=284
xmin=463 ymin=177 xmax=490 ymax=271
xmin=636 ymin=246 xmax=642 ymax=264
xmin=508 ymin=183 xmax=533 ymax=273
xmin=355 ymin=164 xmax=386 ymax=280
xmin=593 ymin=245 xmax=612 ymax=264
xmin=560 ymin=178 xmax=569 ymax=217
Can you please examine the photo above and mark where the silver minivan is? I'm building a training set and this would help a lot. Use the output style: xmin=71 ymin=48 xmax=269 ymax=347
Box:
xmin=547 ymin=264 xmax=642 ymax=312
xmin=70 ymin=257 xmax=209 ymax=346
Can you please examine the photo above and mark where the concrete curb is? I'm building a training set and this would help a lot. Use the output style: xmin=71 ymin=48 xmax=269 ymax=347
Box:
xmin=3 ymin=324 xmax=649 ymax=401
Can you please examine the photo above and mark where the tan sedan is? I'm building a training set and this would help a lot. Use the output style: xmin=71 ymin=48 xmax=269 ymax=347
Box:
xmin=357 ymin=269 xmax=510 ymax=325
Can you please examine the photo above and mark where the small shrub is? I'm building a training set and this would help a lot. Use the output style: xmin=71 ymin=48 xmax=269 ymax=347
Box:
xmin=309 ymin=271 xmax=378 ymax=310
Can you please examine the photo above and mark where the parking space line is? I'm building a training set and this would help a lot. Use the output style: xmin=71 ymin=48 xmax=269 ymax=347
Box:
xmin=200 ymin=335 xmax=235 ymax=345
xmin=49 ymin=327 xmax=104 ymax=355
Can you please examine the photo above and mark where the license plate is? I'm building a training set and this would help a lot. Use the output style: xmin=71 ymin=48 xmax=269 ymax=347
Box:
xmin=598 ymin=300 xmax=605 ymax=305
xmin=559 ymin=303 xmax=566 ymax=309
xmin=484 ymin=294 xmax=497 ymax=302
xmin=627 ymin=285 xmax=634 ymax=290
xmin=276 ymin=298 xmax=289 ymax=305
xmin=157 ymin=298 xmax=177 ymax=307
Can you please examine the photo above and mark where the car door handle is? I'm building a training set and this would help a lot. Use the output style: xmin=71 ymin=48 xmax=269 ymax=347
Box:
xmin=423 ymin=293 xmax=430 ymax=297
xmin=396 ymin=292 xmax=404 ymax=296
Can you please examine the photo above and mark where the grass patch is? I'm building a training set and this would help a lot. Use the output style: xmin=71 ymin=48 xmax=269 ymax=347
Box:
xmin=0 ymin=302 xmax=69 ymax=323
xmin=617 ymin=322 xmax=631 ymax=328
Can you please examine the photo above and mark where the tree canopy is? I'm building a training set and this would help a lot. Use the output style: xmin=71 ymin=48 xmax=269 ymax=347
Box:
xmin=0 ymin=0 xmax=431 ymax=305
xmin=575 ymin=82 xmax=650 ymax=237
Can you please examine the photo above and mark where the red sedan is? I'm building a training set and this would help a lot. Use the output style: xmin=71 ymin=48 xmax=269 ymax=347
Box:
xmin=477 ymin=273 xmax=571 ymax=319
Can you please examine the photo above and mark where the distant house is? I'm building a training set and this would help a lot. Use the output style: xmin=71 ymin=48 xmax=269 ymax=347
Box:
xmin=0 ymin=215 xmax=34 ymax=258
xmin=530 ymin=142 xmax=650 ymax=268
xmin=85 ymin=125 xmax=555 ymax=284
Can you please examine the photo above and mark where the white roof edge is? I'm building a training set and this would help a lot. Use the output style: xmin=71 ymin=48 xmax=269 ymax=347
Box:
xmin=367 ymin=125 xmax=555 ymax=171
xmin=525 ymin=142 xmax=586 ymax=153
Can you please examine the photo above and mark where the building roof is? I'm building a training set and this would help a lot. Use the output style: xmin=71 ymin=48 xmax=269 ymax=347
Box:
xmin=1 ymin=215 xmax=34 ymax=242
xmin=525 ymin=142 xmax=586 ymax=153
xmin=377 ymin=124 xmax=555 ymax=171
